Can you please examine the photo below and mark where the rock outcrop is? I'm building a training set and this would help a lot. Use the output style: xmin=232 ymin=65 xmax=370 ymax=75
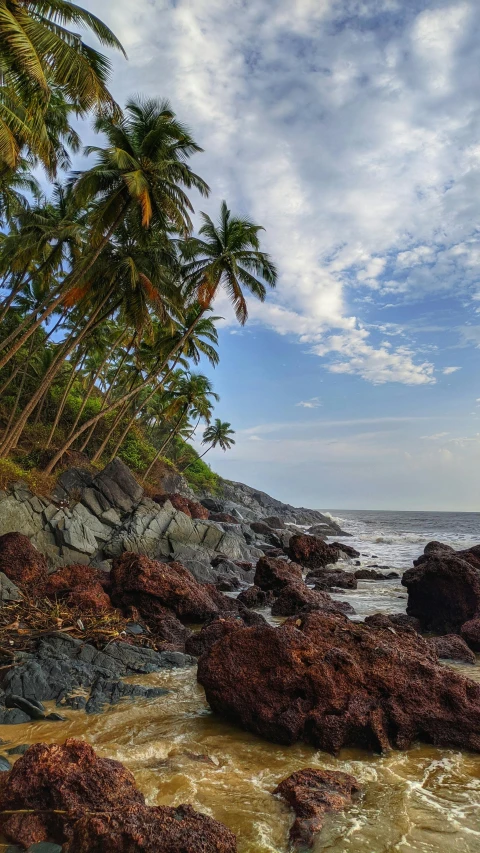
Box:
xmin=428 ymin=634 xmax=476 ymax=664
xmin=0 ymin=739 xmax=236 ymax=852
xmin=402 ymin=552 xmax=480 ymax=633
xmin=274 ymin=768 xmax=359 ymax=848
xmin=271 ymin=581 xmax=354 ymax=617
xmin=307 ymin=568 xmax=357 ymax=590
xmin=152 ymin=492 xmax=209 ymax=519
xmin=110 ymin=552 xmax=220 ymax=622
xmin=288 ymin=535 xmax=341 ymax=570
xmin=461 ymin=618 xmax=480 ymax=651
xmin=254 ymin=555 xmax=303 ymax=592
xmin=0 ymin=532 xmax=48 ymax=594
xmin=0 ymin=633 xmax=191 ymax=718
xmin=197 ymin=612 xmax=480 ymax=753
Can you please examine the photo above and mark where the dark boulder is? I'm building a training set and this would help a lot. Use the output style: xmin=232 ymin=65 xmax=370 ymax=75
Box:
xmin=273 ymin=768 xmax=359 ymax=848
xmin=64 ymin=804 xmax=237 ymax=853
xmin=92 ymin=458 xmax=143 ymax=513
xmin=185 ymin=615 xmax=244 ymax=657
xmin=263 ymin=516 xmax=286 ymax=529
xmin=461 ymin=618 xmax=480 ymax=651
xmin=198 ymin=611 xmax=480 ymax=753
xmin=111 ymin=553 xmax=219 ymax=622
xmin=288 ymin=535 xmax=340 ymax=570
xmin=215 ymin=575 xmax=241 ymax=592
xmin=0 ymin=533 xmax=48 ymax=595
xmin=330 ymin=542 xmax=360 ymax=559
xmin=270 ymin=581 xmax=355 ymax=617
xmin=402 ymin=555 xmax=480 ymax=633
xmin=429 ymin=634 xmax=476 ymax=665
xmin=121 ymin=597 xmax=191 ymax=650
xmin=254 ymin=556 xmax=303 ymax=592
xmin=364 ymin=613 xmax=421 ymax=632
xmin=237 ymin=585 xmax=276 ymax=609
xmin=355 ymin=569 xmax=399 ymax=580
xmin=209 ymin=512 xmax=239 ymax=524
xmin=307 ymin=569 xmax=357 ymax=590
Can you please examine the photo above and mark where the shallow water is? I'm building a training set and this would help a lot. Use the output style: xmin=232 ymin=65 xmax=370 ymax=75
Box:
xmin=2 ymin=509 xmax=480 ymax=851
xmin=1 ymin=660 xmax=480 ymax=853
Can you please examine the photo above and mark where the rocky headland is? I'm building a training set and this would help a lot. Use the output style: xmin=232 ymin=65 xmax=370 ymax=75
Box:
xmin=0 ymin=460 xmax=479 ymax=851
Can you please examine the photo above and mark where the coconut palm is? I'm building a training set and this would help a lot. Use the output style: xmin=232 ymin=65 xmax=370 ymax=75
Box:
xmin=0 ymin=0 xmax=125 ymax=170
xmin=0 ymin=97 xmax=208 ymax=372
xmin=182 ymin=418 xmax=235 ymax=471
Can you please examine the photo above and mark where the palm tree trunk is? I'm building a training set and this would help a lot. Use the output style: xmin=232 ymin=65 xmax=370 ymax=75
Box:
xmin=0 ymin=267 xmax=30 ymax=324
xmin=3 ymin=337 xmax=35 ymax=436
xmin=78 ymin=339 xmax=134 ymax=451
xmin=45 ymin=351 xmax=86 ymax=449
xmin=0 ymin=203 xmax=129 ymax=373
xmin=0 ymin=286 xmax=117 ymax=455
xmin=107 ymin=357 xmax=183 ymax=463
xmin=181 ymin=444 xmax=212 ymax=473
xmin=0 ymin=311 xmax=64 ymax=397
xmin=143 ymin=409 xmax=187 ymax=481
xmin=66 ymin=328 xmax=128 ymax=441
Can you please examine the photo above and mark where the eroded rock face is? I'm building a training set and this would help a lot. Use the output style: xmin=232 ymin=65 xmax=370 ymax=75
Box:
xmin=254 ymin=556 xmax=303 ymax=592
xmin=237 ymin=585 xmax=276 ymax=609
xmin=64 ymin=804 xmax=237 ymax=853
xmin=111 ymin=553 xmax=219 ymax=622
xmin=197 ymin=612 xmax=480 ymax=753
xmin=46 ymin=564 xmax=112 ymax=613
xmin=429 ymin=634 xmax=476 ymax=664
xmin=271 ymin=581 xmax=355 ymax=617
xmin=274 ymin=768 xmax=359 ymax=849
xmin=288 ymin=535 xmax=340 ymax=570
xmin=307 ymin=569 xmax=357 ymax=590
xmin=461 ymin=618 xmax=480 ymax=651
xmin=0 ymin=532 xmax=48 ymax=595
xmin=185 ymin=615 xmax=244 ymax=657
xmin=153 ymin=493 xmax=210 ymax=520
xmin=0 ymin=738 xmax=145 ymax=847
xmin=402 ymin=555 xmax=480 ymax=633
xmin=364 ymin=613 xmax=421 ymax=632
xmin=0 ymin=739 xmax=236 ymax=853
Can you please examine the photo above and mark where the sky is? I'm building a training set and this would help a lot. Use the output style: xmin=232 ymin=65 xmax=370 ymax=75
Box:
xmin=80 ymin=0 xmax=480 ymax=511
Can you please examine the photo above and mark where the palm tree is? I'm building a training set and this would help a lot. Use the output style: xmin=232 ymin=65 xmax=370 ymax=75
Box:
xmin=0 ymin=97 xmax=209 ymax=372
xmin=182 ymin=419 xmax=235 ymax=471
xmin=143 ymin=372 xmax=218 ymax=480
xmin=0 ymin=0 xmax=125 ymax=170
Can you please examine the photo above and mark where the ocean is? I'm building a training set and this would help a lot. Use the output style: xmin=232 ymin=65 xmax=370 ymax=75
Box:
xmin=319 ymin=509 xmax=480 ymax=621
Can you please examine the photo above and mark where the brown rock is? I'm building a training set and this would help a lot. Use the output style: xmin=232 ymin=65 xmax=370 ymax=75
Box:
xmin=237 ymin=585 xmax=276 ymax=608
xmin=186 ymin=615 xmax=244 ymax=657
xmin=64 ymin=803 xmax=237 ymax=853
xmin=288 ymin=534 xmax=341 ymax=569
xmin=263 ymin=516 xmax=286 ymax=529
xmin=111 ymin=553 xmax=219 ymax=622
xmin=152 ymin=493 xmax=209 ymax=519
xmin=0 ymin=738 xmax=144 ymax=847
xmin=274 ymin=768 xmax=359 ymax=848
xmin=66 ymin=582 xmax=112 ymax=613
xmin=402 ymin=555 xmax=480 ymax=633
xmin=307 ymin=569 xmax=357 ymax=590
xmin=197 ymin=612 xmax=480 ymax=753
xmin=121 ymin=596 xmax=191 ymax=650
xmin=429 ymin=634 xmax=476 ymax=664
xmin=364 ymin=613 xmax=421 ymax=632
xmin=271 ymin=581 xmax=355 ymax=617
xmin=254 ymin=555 xmax=303 ymax=592
xmin=46 ymin=564 xmax=112 ymax=613
xmin=355 ymin=568 xmax=399 ymax=580
xmin=330 ymin=542 xmax=360 ymax=558
xmin=461 ymin=618 xmax=480 ymax=651
xmin=0 ymin=532 xmax=47 ymax=595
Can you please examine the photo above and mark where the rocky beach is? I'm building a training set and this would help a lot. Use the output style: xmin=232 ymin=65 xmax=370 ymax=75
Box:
xmin=0 ymin=461 xmax=478 ymax=852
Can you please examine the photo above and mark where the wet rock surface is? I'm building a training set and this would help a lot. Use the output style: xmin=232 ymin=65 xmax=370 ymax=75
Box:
xmin=197 ymin=612 xmax=480 ymax=753
xmin=403 ymin=551 xmax=480 ymax=633
xmin=288 ymin=534 xmax=341 ymax=570
xmin=0 ymin=633 xmax=192 ymax=718
xmin=271 ymin=581 xmax=355 ymax=617
xmin=254 ymin=556 xmax=303 ymax=592
xmin=429 ymin=634 xmax=476 ymax=664
xmin=307 ymin=568 xmax=357 ymax=590
xmin=461 ymin=618 xmax=480 ymax=651
xmin=274 ymin=768 xmax=360 ymax=848
xmin=0 ymin=739 xmax=236 ymax=852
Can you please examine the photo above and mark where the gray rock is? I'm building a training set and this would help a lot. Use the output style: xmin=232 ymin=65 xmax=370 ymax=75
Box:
xmin=0 ymin=572 xmax=22 ymax=605
xmin=0 ymin=495 xmax=37 ymax=537
xmin=93 ymin=458 xmax=143 ymax=513
xmin=5 ymin=695 xmax=45 ymax=719
xmin=28 ymin=844 xmax=63 ymax=853
xmin=0 ymin=756 xmax=10 ymax=771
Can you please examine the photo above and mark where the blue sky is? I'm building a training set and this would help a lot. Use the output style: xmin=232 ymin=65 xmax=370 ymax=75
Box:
xmin=81 ymin=0 xmax=480 ymax=510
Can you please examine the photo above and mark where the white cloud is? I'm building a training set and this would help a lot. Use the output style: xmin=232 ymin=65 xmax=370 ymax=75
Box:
xmin=443 ymin=366 xmax=461 ymax=374
xmin=81 ymin=0 xmax=480 ymax=386
xmin=421 ymin=432 xmax=450 ymax=440
xmin=296 ymin=397 xmax=322 ymax=409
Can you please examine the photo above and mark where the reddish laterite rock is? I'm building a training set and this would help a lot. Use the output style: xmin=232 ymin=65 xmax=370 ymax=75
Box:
xmin=152 ymin=493 xmax=209 ymax=519
xmin=197 ymin=611 xmax=480 ymax=753
xmin=254 ymin=555 xmax=303 ymax=592
xmin=274 ymin=768 xmax=359 ymax=848
xmin=402 ymin=555 xmax=480 ymax=633
xmin=0 ymin=531 xmax=47 ymax=595
xmin=288 ymin=534 xmax=341 ymax=570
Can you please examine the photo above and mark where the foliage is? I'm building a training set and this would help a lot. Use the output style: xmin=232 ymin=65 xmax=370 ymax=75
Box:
xmin=0 ymin=457 xmax=55 ymax=495
xmin=0 ymin=3 xmax=277 ymax=492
